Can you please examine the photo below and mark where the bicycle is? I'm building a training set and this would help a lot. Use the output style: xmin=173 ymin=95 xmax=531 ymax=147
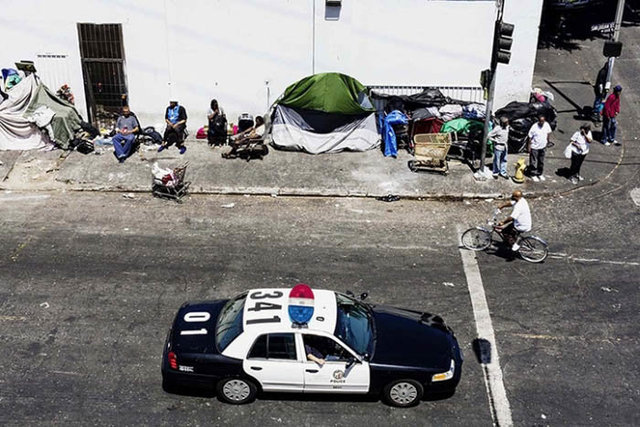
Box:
xmin=461 ymin=209 xmax=549 ymax=263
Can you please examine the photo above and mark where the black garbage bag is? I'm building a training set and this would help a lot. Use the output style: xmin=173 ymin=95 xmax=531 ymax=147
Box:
xmin=495 ymin=101 xmax=535 ymax=120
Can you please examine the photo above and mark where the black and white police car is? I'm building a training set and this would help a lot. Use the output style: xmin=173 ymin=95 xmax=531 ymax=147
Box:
xmin=161 ymin=284 xmax=462 ymax=407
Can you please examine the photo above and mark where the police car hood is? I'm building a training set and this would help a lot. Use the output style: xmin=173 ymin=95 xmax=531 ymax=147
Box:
xmin=370 ymin=305 xmax=453 ymax=369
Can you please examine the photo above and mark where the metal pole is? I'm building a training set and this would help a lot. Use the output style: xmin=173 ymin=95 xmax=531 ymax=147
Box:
xmin=605 ymin=0 xmax=625 ymax=91
xmin=479 ymin=1 xmax=505 ymax=176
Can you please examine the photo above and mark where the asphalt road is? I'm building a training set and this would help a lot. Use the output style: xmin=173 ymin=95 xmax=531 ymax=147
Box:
xmin=1 ymin=172 xmax=638 ymax=426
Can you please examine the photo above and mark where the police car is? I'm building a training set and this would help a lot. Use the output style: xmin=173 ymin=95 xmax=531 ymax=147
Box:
xmin=161 ymin=284 xmax=462 ymax=407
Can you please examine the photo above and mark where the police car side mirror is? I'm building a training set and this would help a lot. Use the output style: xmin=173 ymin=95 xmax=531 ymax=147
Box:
xmin=359 ymin=292 xmax=368 ymax=301
xmin=346 ymin=356 xmax=359 ymax=370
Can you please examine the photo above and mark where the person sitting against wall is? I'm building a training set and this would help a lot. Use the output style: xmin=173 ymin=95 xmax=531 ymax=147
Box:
xmin=222 ymin=115 xmax=265 ymax=159
xmin=207 ymin=99 xmax=227 ymax=147
xmin=158 ymin=100 xmax=187 ymax=154
xmin=112 ymin=105 xmax=140 ymax=163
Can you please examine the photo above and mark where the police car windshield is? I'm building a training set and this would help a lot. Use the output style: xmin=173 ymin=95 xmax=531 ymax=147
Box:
xmin=215 ymin=292 xmax=247 ymax=352
xmin=334 ymin=293 xmax=374 ymax=356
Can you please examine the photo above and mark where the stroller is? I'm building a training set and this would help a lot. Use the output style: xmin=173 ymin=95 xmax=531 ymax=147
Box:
xmin=151 ymin=162 xmax=190 ymax=203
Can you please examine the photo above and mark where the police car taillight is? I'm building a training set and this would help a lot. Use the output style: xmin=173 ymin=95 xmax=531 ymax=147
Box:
xmin=168 ymin=351 xmax=178 ymax=370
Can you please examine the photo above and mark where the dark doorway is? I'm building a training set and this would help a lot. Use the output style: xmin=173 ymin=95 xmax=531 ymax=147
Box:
xmin=77 ymin=23 xmax=128 ymax=129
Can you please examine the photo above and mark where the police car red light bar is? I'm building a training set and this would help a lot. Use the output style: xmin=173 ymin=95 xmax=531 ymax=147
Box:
xmin=288 ymin=284 xmax=314 ymax=324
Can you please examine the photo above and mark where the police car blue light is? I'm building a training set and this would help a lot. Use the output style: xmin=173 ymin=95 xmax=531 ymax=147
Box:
xmin=161 ymin=286 xmax=462 ymax=407
xmin=288 ymin=283 xmax=315 ymax=324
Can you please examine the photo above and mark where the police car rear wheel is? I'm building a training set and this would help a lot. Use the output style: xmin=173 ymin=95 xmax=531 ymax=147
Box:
xmin=217 ymin=378 xmax=257 ymax=404
xmin=384 ymin=380 xmax=423 ymax=407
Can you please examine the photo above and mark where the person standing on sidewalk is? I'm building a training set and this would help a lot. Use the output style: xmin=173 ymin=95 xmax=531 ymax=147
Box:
xmin=489 ymin=116 xmax=510 ymax=179
xmin=592 ymin=62 xmax=608 ymax=122
xmin=526 ymin=115 xmax=553 ymax=182
xmin=602 ymin=85 xmax=622 ymax=146
xmin=567 ymin=123 xmax=592 ymax=184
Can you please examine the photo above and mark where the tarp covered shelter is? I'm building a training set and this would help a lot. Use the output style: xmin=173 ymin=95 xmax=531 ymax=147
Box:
xmin=0 ymin=74 xmax=82 ymax=151
xmin=271 ymin=73 xmax=380 ymax=154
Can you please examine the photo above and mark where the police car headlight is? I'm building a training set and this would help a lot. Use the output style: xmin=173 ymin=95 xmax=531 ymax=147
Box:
xmin=432 ymin=359 xmax=455 ymax=382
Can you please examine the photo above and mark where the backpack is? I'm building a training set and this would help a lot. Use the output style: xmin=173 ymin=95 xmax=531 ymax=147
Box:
xmin=142 ymin=126 xmax=163 ymax=144
xmin=210 ymin=113 xmax=227 ymax=136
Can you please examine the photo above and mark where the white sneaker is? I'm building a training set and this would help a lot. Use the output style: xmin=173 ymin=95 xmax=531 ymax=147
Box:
xmin=614 ymin=140 xmax=621 ymax=146
xmin=578 ymin=175 xmax=585 ymax=181
xmin=512 ymin=243 xmax=520 ymax=251
xmin=539 ymin=175 xmax=546 ymax=181
xmin=604 ymin=141 xmax=611 ymax=146
xmin=532 ymin=176 xmax=540 ymax=182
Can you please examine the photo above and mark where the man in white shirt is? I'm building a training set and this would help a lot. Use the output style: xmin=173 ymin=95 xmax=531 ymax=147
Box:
xmin=498 ymin=190 xmax=532 ymax=252
xmin=526 ymin=115 xmax=553 ymax=182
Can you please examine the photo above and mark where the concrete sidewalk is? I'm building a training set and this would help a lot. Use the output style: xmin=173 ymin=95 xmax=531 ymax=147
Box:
xmin=0 ymin=131 xmax=622 ymax=199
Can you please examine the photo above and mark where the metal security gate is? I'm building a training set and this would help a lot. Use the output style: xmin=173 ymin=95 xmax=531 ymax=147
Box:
xmin=77 ymin=23 xmax=128 ymax=129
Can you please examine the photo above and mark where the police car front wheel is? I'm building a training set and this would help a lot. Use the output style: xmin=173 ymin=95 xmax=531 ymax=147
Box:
xmin=383 ymin=379 xmax=424 ymax=407
xmin=217 ymin=378 xmax=257 ymax=404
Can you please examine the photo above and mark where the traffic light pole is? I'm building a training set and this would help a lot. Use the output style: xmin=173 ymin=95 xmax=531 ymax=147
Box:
xmin=478 ymin=2 xmax=507 ymax=178
xmin=604 ymin=0 xmax=626 ymax=91
xmin=479 ymin=69 xmax=496 ymax=176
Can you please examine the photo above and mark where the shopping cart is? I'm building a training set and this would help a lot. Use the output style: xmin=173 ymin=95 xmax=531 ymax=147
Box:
xmin=408 ymin=133 xmax=452 ymax=174
xmin=151 ymin=162 xmax=191 ymax=203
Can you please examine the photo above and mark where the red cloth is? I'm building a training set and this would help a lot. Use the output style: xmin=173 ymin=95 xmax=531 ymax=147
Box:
xmin=603 ymin=93 xmax=620 ymax=118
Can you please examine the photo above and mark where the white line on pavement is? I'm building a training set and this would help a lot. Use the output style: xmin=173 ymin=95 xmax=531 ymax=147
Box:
xmin=0 ymin=194 xmax=51 ymax=202
xmin=457 ymin=226 xmax=513 ymax=427
xmin=548 ymin=252 xmax=640 ymax=266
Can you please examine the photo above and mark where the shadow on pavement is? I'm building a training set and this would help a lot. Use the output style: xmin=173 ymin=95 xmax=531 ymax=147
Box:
xmin=538 ymin=0 xmax=640 ymax=51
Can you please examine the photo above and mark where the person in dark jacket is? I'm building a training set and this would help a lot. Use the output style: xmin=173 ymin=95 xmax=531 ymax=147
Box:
xmin=592 ymin=62 xmax=608 ymax=122
xmin=159 ymin=100 xmax=187 ymax=154
xmin=602 ymin=85 xmax=622 ymax=146
xmin=207 ymin=99 xmax=227 ymax=146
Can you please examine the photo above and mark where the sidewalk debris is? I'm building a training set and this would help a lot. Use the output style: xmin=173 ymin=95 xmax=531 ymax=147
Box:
xmin=40 ymin=302 xmax=50 ymax=309
xmin=600 ymin=286 xmax=618 ymax=293
xmin=122 ymin=193 xmax=136 ymax=199
xmin=377 ymin=194 xmax=400 ymax=202
xmin=443 ymin=282 xmax=455 ymax=287
xmin=221 ymin=203 xmax=235 ymax=208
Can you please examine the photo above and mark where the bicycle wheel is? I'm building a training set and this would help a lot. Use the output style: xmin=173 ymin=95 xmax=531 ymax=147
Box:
xmin=518 ymin=236 xmax=548 ymax=263
xmin=461 ymin=228 xmax=492 ymax=251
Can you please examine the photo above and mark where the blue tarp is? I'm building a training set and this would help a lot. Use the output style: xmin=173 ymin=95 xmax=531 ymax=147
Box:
xmin=381 ymin=110 xmax=408 ymax=158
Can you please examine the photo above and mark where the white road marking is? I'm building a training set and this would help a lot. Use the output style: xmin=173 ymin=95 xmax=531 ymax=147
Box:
xmin=630 ymin=188 xmax=640 ymax=206
xmin=548 ymin=252 xmax=640 ymax=266
xmin=457 ymin=226 xmax=513 ymax=427
xmin=0 ymin=194 xmax=50 ymax=202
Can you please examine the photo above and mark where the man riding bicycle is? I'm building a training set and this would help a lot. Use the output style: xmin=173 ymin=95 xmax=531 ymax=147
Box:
xmin=497 ymin=190 xmax=531 ymax=252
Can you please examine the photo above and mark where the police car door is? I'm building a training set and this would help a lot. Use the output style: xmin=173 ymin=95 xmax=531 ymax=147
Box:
xmin=242 ymin=333 xmax=304 ymax=392
xmin=299 ymin=333 xmax=370 ymax=393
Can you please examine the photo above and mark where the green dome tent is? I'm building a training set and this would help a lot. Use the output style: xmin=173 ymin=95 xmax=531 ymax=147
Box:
xmin=271 ymin=73 xmax=379 ymax=154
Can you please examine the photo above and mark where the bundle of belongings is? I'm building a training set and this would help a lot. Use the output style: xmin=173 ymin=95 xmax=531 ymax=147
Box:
xmin=1 ymin=66 xmax=89 ymax=152
xmin=371 ymin=88 xmax=487 ymax=160
xmin=151 ymin=162 xmax=190 ymax=202
xmin=494 ymin=89 xmax=557 ymax=153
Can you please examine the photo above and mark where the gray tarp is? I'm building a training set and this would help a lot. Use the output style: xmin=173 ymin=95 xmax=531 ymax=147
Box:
xmin=0 ymin=74 xmax=82 ymax=151
xmin=0 ymin=74 xmax=48 ymax=150
xmin=271 ymin=105 xmax=379 ymax=154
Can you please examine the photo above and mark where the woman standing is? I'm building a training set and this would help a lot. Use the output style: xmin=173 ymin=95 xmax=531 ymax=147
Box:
xmin=568 ymin=123 xmax=592 ymax=184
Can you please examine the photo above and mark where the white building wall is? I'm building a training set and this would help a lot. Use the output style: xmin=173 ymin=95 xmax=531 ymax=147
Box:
xmin=0 ymin=1 xmax=543 ymax=131
xmin=494 ymin=0 xmax=545 ymax=108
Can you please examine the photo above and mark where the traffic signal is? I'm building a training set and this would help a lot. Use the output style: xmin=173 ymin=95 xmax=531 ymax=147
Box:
xmin=492 ymin=20 xmax=515 ymax=66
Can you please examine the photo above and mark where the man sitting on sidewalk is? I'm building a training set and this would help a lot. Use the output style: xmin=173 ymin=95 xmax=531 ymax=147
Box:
xmin=222 ymin=115 xmax=265 ymax=159
xmin=112 ymin=105 xmax=140 ymax=163
xmin=158 ymin=100 xmax=187 ymax=154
